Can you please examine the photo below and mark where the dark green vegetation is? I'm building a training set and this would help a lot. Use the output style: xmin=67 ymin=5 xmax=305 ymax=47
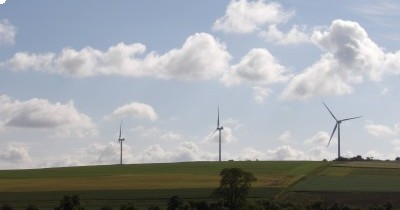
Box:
xmin=213 ymin=168 xmax=257 ymax=210
xmin=1 ymin=161 xmax=400 ymax=209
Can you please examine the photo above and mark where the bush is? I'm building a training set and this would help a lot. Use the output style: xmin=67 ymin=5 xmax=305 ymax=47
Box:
xmin=100 ymin=206 xmax=113 ymax=210
xmin=147 ymin=206 xmax=161 ymax=210
xmin=0 ymin=204 xmax=13 ymax=210
xmin=119 ymin=203 xmax=138 ymax=210
xmin=25 ymin=204 xmax=39 ymax=210
xmin=54 ymin=195 xmax=84 ymax=210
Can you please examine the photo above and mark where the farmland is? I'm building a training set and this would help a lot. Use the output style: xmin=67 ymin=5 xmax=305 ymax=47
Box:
xmin=1 ymin=161 xmax=400 ymax=209
xmin=0 ymin=161 xmax=325 ymax=209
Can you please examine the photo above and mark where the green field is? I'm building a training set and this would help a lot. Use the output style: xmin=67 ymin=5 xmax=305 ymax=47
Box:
xmin=284 ymin=161 xmax=400 ymax=208
xmin=0 ymin=161 xmax=325 ymax=209
xmin=291 ymin=161 xmax=400 ymax=192
xmin=1 ymin=161 xmax=400 ymax=209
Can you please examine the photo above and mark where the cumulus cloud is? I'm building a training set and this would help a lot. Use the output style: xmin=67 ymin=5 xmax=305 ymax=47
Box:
xmin=206 ymin=118 xmax=241 ymax=144
xmin=0 ymin=0 xmax=6 ymax=5
xmin=238 ymin=145 xmax=305 ymax=160
xmin=89 ymin=141 xmax=134 ymax=164
xmin=4 ymin=33 xmax=230 ymax=80
xmin=0 ymin=144 xmax=31 ymax=163
xmin=0 ymin=19 xmax=16 ymax=45
xmin=0 ymin=95 xmax=97 ymax=138
xmin=160 ymin=131 xmax=182 ymax=141
xmin=238 ymin=145 xmax=336 ymax=161
xmin=108 ymin=102 xmax=158 ymax=121
xmin=213 ymin=0 xmax=309 ymax=45
xmin=252 ymin=86 xmax=272 ymax=103
xmin=221 ymin=49 xmax=290 ymax=103
xmin=304 ymin=131 xmax=331 ymax=146
xmin=221 ymin=48 xmax=290 ymax=86
xmin=281 ymin=19 xmax=394 ymax=100
xmin=278 ymin=130 xmax=292 ymax=143
xmin=136 ymin=142 xmax=214 ymax=163
xmin=260 ymin=24 xmax=309 ymax=45
xmin=213 ymin=0 xmax=293 ymax=34
xmin=365 ymin=123 xmax=400 ymax=137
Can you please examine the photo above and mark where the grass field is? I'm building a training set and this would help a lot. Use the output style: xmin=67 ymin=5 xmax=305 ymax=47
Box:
xmin=291 ymin=161 xmax=400 ymax=192
xmin=284 ymin=161 xmax=400 ymax=208
xmin=0 ymin=161 xmax=326 ymax=210
xmin=2 ymin=161 xmax=400 ymax=209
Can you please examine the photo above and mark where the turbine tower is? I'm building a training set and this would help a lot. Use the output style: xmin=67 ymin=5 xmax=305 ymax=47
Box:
xmin=211 ymin=107 xmax=224 ymax=162
xmin=323 ymin=102 xmax=362 ymax=159
xmin=117 ymin=121 xmax=125 ymax=165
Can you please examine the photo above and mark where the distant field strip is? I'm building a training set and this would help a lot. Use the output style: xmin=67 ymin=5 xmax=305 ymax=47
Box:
xmin=0 ymin=161 xmax=326 ymax=192
xmin=291 ymin=161 xmax=400 ymax=192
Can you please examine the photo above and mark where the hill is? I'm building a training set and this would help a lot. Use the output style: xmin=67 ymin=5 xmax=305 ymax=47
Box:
xmin=1 ymin=161 xmax=400 ymax=209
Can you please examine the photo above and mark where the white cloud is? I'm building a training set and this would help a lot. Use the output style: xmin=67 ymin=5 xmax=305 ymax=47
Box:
xmin=39 ymin=141 xmax=134 ymax=167
xmin=221 ymin=48 xmax=290 ymax=86
xmin=391 ymin=139 xmax=400 ymax=153
xmin=365 ymin=150 xmax=384 ymax=160
xmin=238 ymin=145 xmax=305 ymax=160
xmin=209 ymin=126 xmax=236 ymax=143
xmin=0 ymin=144 xmax=31 ymax=163
xmin=7 ymin=52 xmax=55 ymax=71
xmin=383 ymin=51 xmax=400 ymax=75
xmin=89 ymin=141 xmax=134 ymax=165
xmin=136 ymin=142 xmax=214 ymax=163
xmin=0 ymin=0 xmax=6 ymax=5
xmin=252 ymin=86 xmax=272 ymax=103
xmin=266 ymin=145 xmax=305 ymax=160
xmin=213 ymin=0 xmax=309 ymax=45
xmin=108 ymin=102 xmax=158 ymax=121
xmin=149 ymin=33 xmax=231 ymax=80
xmin=304 ymin=131 xmax=331 ymax=146
xmin=132 ymin=126 xmax=160 ymax=139
xmin=308 ymin=146 xmax=336 ymax=160
xmin=282 ymin=19 xmax=389 ymax=100
xmin=160 ymin=131 xmax=182 ymax=141
xmin=0 ymin=95 xmax=97 ymax=138
xmin=365 ymin=124 xmax=395 ymax=137
xmin=0 ymin=19 xmax=16 ymax=45
xmin=238 ymin=145 xmax=336 ymax=161
xmin=278 ymin=130 xmax=292 ymax=143
xmin=213 ymin=0 xmax=293 ymax=34
xmin=260 ymin=24 xmax=309 ymax=45
xmin=380 ymin=87 xmax=389 ymax=95
xmin=4 ymin=33 xmax=231 ymax=81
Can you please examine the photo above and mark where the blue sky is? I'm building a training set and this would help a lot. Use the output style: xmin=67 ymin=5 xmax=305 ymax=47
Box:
xmin=1 ymin=0 xmax=400 ymax=169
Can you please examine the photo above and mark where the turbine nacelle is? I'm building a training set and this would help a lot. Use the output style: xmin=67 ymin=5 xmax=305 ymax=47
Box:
xmin=117 ymin=120 xmax=125 ymax=165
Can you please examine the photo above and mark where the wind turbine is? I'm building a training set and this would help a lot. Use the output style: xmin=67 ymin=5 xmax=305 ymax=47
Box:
xmin=117 ymin=121 xmax=125 ymax=165
xmin=211 ymin=107 xmax=224 ymax=162
xmin=323 ymin=102 xmax=362 ymax=159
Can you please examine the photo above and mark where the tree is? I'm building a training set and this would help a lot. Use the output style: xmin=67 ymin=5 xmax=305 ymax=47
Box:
xmin=54 ymin=194 xmax=84 ymax=210
xmin=167 ymin=196 xmax=183 ymax=210
xmin=213 ymin=168 xmax=257 ymax=210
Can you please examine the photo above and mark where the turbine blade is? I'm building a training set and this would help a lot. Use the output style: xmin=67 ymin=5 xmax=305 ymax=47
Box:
xmin=341 ymin=116 xmax=362 ymax=122
xmin=217 ymin=106 xmax=220 ymax=127
xmin=327 ymin=123 xmax=338 ymax=147
xmin=209 ymin=129 xmax=218 ymax=140
xmin=119 ymin=121 xmax=122 ymax=139
xmin=323 ymin=102 xmax=338 ymax=121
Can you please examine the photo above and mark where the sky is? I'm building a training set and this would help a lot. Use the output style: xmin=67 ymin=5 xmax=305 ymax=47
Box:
xmin=1 ymin=0 xmax=400 ymax=169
